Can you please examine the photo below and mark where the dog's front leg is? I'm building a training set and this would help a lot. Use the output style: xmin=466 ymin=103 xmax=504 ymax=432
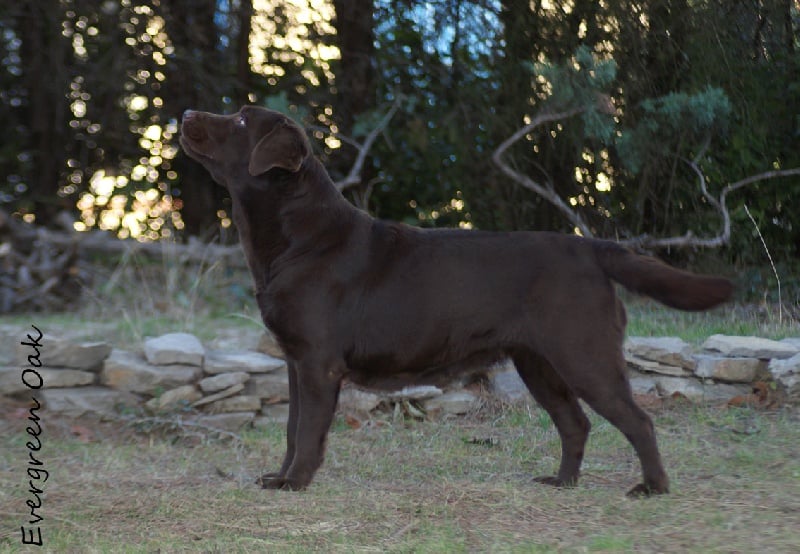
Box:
xmin=260 ymin=359 xmax=342 ymax=491
xmin=257 ymin=361 xmax=299 ymax=486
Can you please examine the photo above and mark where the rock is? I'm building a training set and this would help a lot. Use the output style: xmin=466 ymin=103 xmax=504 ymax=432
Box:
xmin=41 ymin=387 xmax=140 ymax=418
xmin=625 ymin=354 xmax=692 ymax=377
xmin=388 ymin=385 xmax=443 ymax=401
xmin=199 ymin=371 xmax=250 ymax=393
xmin=259 ymin=403 xmax=291 ymax=423
xmin=203 ymin=350 xmax=286 ymax=374
xmin=37 ymin=369 xmax=96 ymax=388
xmin=257 ymin=329 xmax=285 ymax=359
xmin=702 ymin=335 xmax=798 ymax=360
xmin=693 ymin=355 xmax=768 ymax=383
xmin=629 ymin=374 xmax=659 ymax=395
xmin=15 ymin=336 xmax=111 ymax=371
xmin=422 ymin=390 xmax=481 ymax=415
xmin=625 ymin=337 xmax=696 ymax=370
xmin=0 ymin=367 xmax=27 ymax=395
xmin=191 ymin=412 xmax=255 ymax=432
xmin=652 ymin=375 xmax=748 ymax=402
xmin=145 ymin=385 xmax=202 ymax=412
xmin=144 ymin=333 xmax=205 ymax=366
xmin=207 ymin=328 xmax=263 ymax=351
xmin=338 ymin=387 xmax=382 ymax=413
xmin=101 ymin=349 xmax=201 ymax=393
xmin=242 ymin=370 xmax=290 ymax=400
xmin=192 ymin=383 xmax=245 ymax=407
xmin=780 ymin=338 xmax=800 ymax=350
xmin=204 ymin=395 xmax=261 ymax=414
xmin=768 ymin=353 xmax=800 ymax=398
xmin=487 ymin=362 xmax=530 ymax=403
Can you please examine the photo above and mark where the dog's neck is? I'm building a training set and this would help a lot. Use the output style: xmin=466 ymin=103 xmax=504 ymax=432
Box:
xmin=230 ymin=156 xmax=362 ymax=289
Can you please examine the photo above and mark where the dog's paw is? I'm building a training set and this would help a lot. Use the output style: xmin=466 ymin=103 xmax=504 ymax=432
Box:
xmin=626 ymin=482 xmax=669 ymax=497
xmin=255 ymin=472 xmax=282 ymax=487
xmin=257 ymin=473 xmax=308 ymax=491
xmin=533 ymin=475 xmax=577 ymax=488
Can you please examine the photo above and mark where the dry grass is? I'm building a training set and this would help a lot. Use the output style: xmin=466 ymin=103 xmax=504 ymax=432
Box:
xmin=1 ymin=399 xmax=798 ymax=553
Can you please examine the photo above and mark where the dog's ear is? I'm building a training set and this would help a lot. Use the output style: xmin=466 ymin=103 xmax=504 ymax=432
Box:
xmin=248 ymin=121 xmax=309 ymax=175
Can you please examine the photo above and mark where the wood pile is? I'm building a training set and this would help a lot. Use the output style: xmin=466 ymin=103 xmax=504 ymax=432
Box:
xmin=0 ymin=209 xmax=90 ymax=313
xmin=0 ymin=208 xmax=247 ymax=314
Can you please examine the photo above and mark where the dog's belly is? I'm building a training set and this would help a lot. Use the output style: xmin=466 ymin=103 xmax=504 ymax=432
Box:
xmin=344 ymin=348 xmax=506 ymax=391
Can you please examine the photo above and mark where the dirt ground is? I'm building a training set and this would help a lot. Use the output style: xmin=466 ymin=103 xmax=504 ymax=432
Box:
xmin=1 ymin=394 xmax=799 ymax=553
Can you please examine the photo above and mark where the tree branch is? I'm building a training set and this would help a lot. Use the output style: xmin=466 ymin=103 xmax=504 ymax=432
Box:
xmin=492 ymin=106 xmax=595 ymax=237
xmin=492 ymin=104 xmax=800 ymax=250
xmin=621 ymin=166 xmax=800 ymax=249
xmin=333 ymin=98 xmax=402 ymax=192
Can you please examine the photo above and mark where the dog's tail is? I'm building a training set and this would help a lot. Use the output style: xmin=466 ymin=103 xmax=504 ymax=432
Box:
xmin=592 ymin=240 xmax=733 ymax=311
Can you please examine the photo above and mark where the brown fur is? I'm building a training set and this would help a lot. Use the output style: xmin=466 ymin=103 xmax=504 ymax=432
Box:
xmin=180 ymin=106 xmax=733 ymax=495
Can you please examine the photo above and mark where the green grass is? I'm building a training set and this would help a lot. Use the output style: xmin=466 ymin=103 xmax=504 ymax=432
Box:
xmin=1 ymin=403 xmax=797 ymax=553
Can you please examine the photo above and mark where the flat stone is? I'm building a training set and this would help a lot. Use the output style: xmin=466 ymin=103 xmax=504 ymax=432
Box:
xmin=693 ymin=355 xmax=767 ymax=383
xmin=203 ymin=350 xmax=286 ymax=374
xmin=38 ymin=369 xmax=96 ymax=388
xmin=191 ymin=412 xmax=255 ymax=432
xmin=207 ymin=328 xmax=263 ymax=351
xmin=422 ymin=390 xmax=481 ymax=415
xmin=145 ymin=385 xmax=202 ymax=412
xmin=780 ymin=338 xmax=800 ymax=350
xmin=41 ymin=386 xmax=140 ymax=418
xmin=204 ymin=395 xmax=261 ymax=414
xmin=629 ymin=374 xmax=659 ymax=395
xmin=192 ymin=383 xmax=245 ymax=408
xmin=652 ymin=375 xmax=748 ymax=402
xmin=768 ymin=353 xmax=800 ymax=398
xmin=625 ymin=354 xmax=692 ymax=377
xmin=338 ymin=387 xmax=382 ymax=413
xmin=702 ymin=335 xmax=798 ymax=360
xmin=487 ymin=363 xmax=530 ymax=403
xmin=15 ymin=336 xmax=111 ymax=371
xmin=199 ymin=371 xmax=250 ymax=393
xmin=259 ymin=402 xmax=291 ymax=423
xmin=257 ymin=330 xmax=285 ymax=359
xmin=101 ymin=349 xmax=201 ymax=393
xmin=242 ymin=370 xmax=290 ymax=400
xmin=388 ymin=385 xmax=443 ymax=401
xmin=625 ymin=337 xmax=696 ymax=370
xmin=0 ymin=367 xmax=28 ymax=395
xmin=144 ymin=333 xmax=205 ymax=366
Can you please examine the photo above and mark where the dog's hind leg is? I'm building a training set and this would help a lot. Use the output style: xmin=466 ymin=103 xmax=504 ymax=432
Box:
xmin=550 ymin=347 xmax=670 ymax=496
xmin=512 ymin=350 xmax=591 ymax=488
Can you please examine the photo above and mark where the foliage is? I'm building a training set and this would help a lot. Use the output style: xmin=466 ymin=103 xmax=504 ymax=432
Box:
xmin=617 ymin=87 xmax=732 ymax=175
xmin=1 ymin=0 xmax=799 ymax=277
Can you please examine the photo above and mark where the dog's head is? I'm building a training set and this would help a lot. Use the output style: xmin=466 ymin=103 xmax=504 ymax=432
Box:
xmin=180 ymin=106 xmax=310 ymax=187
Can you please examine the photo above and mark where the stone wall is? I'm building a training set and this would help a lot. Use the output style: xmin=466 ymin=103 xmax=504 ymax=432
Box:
xmin=2 ymin=327 xmax=798 ymax=432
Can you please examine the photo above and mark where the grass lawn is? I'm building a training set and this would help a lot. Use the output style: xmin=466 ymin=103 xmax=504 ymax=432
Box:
xmin=0 ymin=400 xmax=798 ymax=553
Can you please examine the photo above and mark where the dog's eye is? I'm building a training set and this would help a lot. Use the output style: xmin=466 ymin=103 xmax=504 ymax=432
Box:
xmin=235 ymin=115 xmax=246 ymax=128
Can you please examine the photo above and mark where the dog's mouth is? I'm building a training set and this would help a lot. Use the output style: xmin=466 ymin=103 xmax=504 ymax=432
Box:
xmin=180 ymin=110 xmax=214 ymax=159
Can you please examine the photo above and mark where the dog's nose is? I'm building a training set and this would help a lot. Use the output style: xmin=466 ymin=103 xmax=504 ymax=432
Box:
xmin=182 ymin=109 xmax=196 ymax=122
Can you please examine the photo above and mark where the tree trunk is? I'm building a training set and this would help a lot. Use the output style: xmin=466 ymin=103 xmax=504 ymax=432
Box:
xmin=161 ymin=0 xmax=230 ymax=237
xmin=332 ymin=0 xmax=376 ymax=134
xmin=18 ymin=1 xmax=72 ymax=224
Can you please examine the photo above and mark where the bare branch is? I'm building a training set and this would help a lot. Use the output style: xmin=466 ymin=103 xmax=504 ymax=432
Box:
xmin=31 ymin=227 xmax=249 ymax=267
xmin=621 ymin=167 xmax=800 ymax=250
xmin=492 ymin=106 xmax=595 ymax=237
xmin=334 ymin=98 xmax=403 ymax=192
xmin=491 ymin=104 xmax=800 ymax=250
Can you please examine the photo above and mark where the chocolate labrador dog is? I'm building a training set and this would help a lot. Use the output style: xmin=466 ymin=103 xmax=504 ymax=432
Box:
xmin=180 ymin=106 xmax=732 ymax=495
